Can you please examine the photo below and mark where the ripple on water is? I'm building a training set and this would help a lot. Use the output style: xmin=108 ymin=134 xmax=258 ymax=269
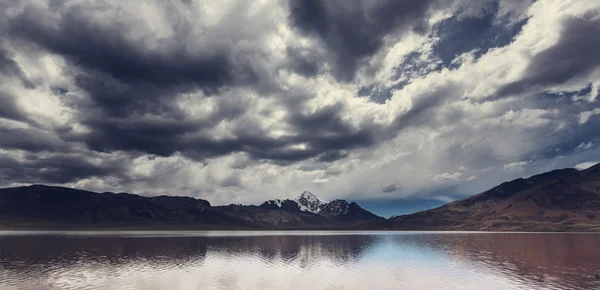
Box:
xmin=0 ymin=232 xmax=600 ymax=290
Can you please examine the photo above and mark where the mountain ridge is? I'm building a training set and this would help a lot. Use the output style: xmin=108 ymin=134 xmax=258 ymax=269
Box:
xmin=361 ymin=163 xmax=600 ymax=231
xmin=0 ymin=186 xmax=381 ymax=229
xmin=2 ymin=163 xmax=600 ymax=231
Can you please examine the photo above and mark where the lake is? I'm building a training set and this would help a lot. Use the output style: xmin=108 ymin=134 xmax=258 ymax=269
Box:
xmin=0 ymin=231 xmax=598 ymax=290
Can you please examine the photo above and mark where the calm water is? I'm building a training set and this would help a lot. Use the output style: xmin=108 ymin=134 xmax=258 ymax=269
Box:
xmin=0 ymin=231 xmax=599 ymax=290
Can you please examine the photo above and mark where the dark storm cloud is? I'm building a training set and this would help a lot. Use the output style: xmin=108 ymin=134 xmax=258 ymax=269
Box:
xmin=0 ymin=153 xmax=126 ymax=184
xmin=174 ymin=84 xmax=457 ymax=164
xmin=10 ymin=6 xmax=234 ymax=90
xmin=4 ymin=2 xmax=343 ymax=168
xmin=288 ymin=0 xmax=440 ymax=81
xmin=284 ymin=47 xmax=323 ymax=77
xmin=219 ymin=174 xmax=241 ymax=188
xmin=2 ymin=1 xmax=405 ymax=170
xmin=7 ymin=2 xmax=263 ymax=130
xmin=0 ymin=127 xmax=66 ymax=152
xmin=4 ymin=2 xmax=328 ymax=164
xmin=0 ymin=91 xmax=30 ymax=124
xmin=381 ymin=184 xmax=398 ymax=193
xmin=181 ymin=101 xmax=381 ymax=162
xmin=65 ymin=96 xmax=382 ymax=164
xmin=0 ymin=47 xmax=33 ymax=88
xmin=317 ymin=151 xmax=349 ymax=163
xmin=0 ymin=48 xmax=22 ymax=78
xmin=72 ymin=116 xmax=204 ymax=156
xmin=284 ymin=102 xmax=381 ymax=152
xmin=71 ymin=74 xmax=188 ymax=119
xmin=498 ymin=13 xmax=600 ymax=97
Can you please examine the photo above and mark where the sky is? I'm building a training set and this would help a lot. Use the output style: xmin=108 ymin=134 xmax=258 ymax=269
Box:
xmin=1 ymin=0 xmax=600 ymax=217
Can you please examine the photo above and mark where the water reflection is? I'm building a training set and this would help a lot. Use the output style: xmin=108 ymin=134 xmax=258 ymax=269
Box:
xmin=0 ymin=232 xmax=598 ymax=290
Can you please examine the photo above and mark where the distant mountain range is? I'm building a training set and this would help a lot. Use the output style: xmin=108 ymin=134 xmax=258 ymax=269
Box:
xmin=0 ymin=186 xmax=382 ymax=230
xmin=1 ymin=162 xmax=600 ymax=231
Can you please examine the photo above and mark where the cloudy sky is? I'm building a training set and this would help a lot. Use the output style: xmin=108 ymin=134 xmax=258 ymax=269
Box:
xmin=1 ymin=0 xmax=600 ymax=216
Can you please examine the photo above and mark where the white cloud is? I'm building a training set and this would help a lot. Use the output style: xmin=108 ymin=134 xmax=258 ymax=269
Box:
xmin=591 ymin=81 xmax=600 ymax=102
xmin=503 ymin=161 xmax=529 ymax=171
xmin=434 ymin=172 xmax=463 ymax=181
xmin=575 ymin=161 xmax=599 ymax=170
xmin=579 ymin=109 xmax=600 ymax=125
xmin=575 ymin=142 xmax=594 ymax=151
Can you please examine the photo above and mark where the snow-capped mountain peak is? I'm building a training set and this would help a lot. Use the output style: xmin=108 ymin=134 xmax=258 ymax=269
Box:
xmin=259 ymin=191 xmax=382 ymax=220
xmin=298 ymin=191 xmax=326 ymax=202
xmin=295 ymin=191 xmax=326 ymax=213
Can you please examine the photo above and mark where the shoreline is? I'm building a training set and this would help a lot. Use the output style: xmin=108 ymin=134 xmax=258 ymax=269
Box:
xmin=1 ymin=227 xmax=599 ymax=234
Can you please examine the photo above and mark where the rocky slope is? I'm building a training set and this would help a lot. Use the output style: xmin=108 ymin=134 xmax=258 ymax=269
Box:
xmin=364 ymin=163 xmax=600 ymax=231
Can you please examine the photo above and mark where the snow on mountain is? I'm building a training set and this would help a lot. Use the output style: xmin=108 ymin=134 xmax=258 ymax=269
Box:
xmin=294 ymin=191 xmax=327 ymax=213
xmin=258 ymin=190 xmax=382 ymax=220
xmin=259 ymin=198 xmax=302 ymax=212
xmin=275 ymin=199 xmax=284 ymax=207
xmin=262 ymin=199 xmax=281 ymax=207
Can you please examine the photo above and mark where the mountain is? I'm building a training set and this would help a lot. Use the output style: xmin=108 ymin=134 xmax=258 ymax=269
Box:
xmin=319 ymin=200 xmax=383 ymax=220
xmin=363 ymin=164 xmax=600 ymax=231
xmin=295 ymin=191 xmax=327 ymax=213
xmin=0 ymin=185 xmax=250 ymax=229
xmin=0 ymin=185 xmax=380 ymax=229
xmin=257 ymin=191 xmax=326 ymax=213
xmin=259 ymin=199 xmax=303 ymax=212
xmin=258 ymin=191 xmax=382 ymax=221
xmin=3 ymin=163 xmax=600 ymax=231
